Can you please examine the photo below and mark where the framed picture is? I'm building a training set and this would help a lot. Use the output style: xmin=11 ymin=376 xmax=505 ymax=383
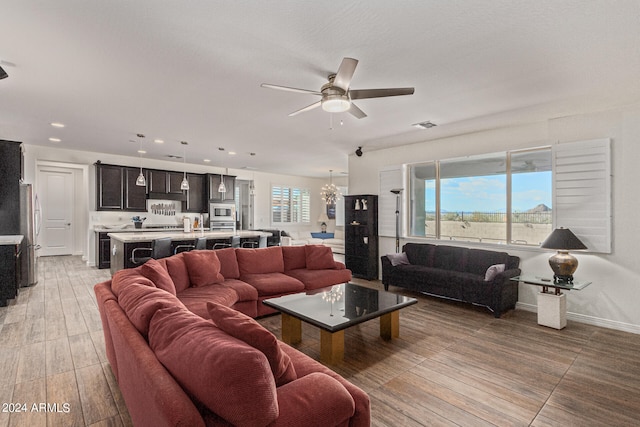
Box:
xmin=327 ymin=203 xmax=336 ymax=219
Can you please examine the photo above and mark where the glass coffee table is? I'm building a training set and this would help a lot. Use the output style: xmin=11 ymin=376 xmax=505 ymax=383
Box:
xmin=263 ymin=283 xmax=417 ymax=364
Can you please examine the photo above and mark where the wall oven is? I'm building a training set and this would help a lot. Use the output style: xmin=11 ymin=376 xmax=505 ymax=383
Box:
xmin=209 ymin=203 xmax=236 ymax=231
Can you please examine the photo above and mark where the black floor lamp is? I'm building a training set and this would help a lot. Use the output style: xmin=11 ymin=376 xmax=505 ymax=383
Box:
xmin=390 ymin=188 xmax=403 ymax=253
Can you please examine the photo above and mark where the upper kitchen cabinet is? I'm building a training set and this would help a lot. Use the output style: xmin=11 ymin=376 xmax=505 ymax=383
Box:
xmin=146 ymin=170 xmax=187 ymax=200
xmin=124 ymin=167 xmax=147 ymax=211
xmin=208 ymin=174 xmax=236 ymax=203
xmin=0 ymin=140 xmax=23 ymax=235
xmin=96 ymin=163 xmax=147 ymax=211
xmin=96 ymin=163 xmax=124 ymax=210
xmin=183 ymin=173 xmax=206 ymax=212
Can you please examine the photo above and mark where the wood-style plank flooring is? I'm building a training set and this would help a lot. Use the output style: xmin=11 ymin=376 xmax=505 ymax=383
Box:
xmin=2 ymin=255 xmax=640 ymax=426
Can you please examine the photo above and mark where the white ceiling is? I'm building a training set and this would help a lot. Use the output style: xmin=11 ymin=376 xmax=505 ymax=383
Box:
xmin=1 ymin=1 xmax=639 ymax=178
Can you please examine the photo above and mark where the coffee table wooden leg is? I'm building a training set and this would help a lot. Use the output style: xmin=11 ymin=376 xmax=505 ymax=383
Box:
xmin=320 ymin=329 xmax=344 ymax=364
xmin=380 ymin=310 xmax=400 ymax=340
xmin=281 ymin=313 xmax=302 ymax=344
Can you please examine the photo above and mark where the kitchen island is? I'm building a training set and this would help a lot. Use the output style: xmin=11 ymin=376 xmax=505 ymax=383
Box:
xmin=107 ymin=230 xmax=271 ymax=275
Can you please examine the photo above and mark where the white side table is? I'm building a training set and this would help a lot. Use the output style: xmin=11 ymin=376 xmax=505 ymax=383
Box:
xmin=511 ymin=275 xmax=592 ymax=330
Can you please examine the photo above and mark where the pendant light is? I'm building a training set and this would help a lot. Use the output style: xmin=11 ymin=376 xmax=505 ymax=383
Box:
xmin=320 ymin=170 xmax=341 ymax=204
xmin=135 ymin=133 xmax=146 ymax=186
xmin=218 ymin=168 xmax=227 ymax=193
xmin=180 ymin=141 xmax=189 ymax=190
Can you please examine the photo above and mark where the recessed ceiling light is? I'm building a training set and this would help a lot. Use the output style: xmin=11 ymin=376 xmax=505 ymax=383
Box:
xmin=203 ymin=159 xmax=211 ymax=163
xmin=50 ymin=122 xmax=65 ymax=128
xmin=137 ymin=150 xmax=146 ymax=154
xmin=412 ymin=121 xmax=437 ymax=129
xmin=154 ymin=139 xmax=164 ymax=144
xmin=48 ymin=137 xmax=61 ymax=142
xmin=228 ymin=151 xmax=236 ymax=155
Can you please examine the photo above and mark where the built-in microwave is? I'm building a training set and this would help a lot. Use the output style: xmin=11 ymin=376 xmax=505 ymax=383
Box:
xmin=209 ymin=203 xmax=236 ymax=222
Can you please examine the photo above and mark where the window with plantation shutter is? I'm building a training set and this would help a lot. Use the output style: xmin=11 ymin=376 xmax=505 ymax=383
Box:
xmin=271 ymin=185 xmax=311 ymax=224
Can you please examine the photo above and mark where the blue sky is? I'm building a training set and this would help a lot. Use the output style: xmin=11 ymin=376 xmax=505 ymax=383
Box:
xmin=425 ymin=171 xmax=552 ymax=212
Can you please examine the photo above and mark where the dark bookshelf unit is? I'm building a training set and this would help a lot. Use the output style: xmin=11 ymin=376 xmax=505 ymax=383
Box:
xmin=345 ymin=195 xmax=378 ymax=280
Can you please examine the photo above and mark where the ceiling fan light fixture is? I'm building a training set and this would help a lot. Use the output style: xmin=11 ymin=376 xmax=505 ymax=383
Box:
xmin=322 ymin=95 xmax=350 ymax=113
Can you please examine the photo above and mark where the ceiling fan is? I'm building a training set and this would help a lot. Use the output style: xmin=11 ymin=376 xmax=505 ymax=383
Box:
xmin=261 ymin=57 xmax=414 ymax=119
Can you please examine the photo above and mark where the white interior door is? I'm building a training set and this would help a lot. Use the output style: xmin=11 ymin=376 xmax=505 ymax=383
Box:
xmin=38 ymin=167 xmax=74 ymax=256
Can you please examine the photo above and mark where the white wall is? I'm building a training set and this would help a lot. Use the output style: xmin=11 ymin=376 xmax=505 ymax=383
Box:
xmin=349 ymin=103 xmax=640 ymax=333
xmin=21 ymin=144 xmax=333 ymax=266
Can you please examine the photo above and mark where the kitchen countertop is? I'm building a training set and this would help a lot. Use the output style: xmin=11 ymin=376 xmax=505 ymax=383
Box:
xmin=94 ymin=225 xmax=185 ymax=232
xmin=107 ymin=230 xmax=271 ymax=243
xmin=0 ymin=235 xmax=24 ymax=245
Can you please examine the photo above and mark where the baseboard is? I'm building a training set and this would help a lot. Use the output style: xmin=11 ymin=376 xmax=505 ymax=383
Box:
xmin=516 ymin=302 xmax=640 ymax=334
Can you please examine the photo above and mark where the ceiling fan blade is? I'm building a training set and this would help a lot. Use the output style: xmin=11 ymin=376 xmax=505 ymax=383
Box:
xmin=261 ymin=83 xmax=321 ymax=96
xmin=349 ymin=87 xmax=415 ymax=100
xmin=348 ymin=102 xmax=367 ymax=119
xmin=289 ymin=101 xmax=322 ymax=117
xmin=332 ymin=57 xmax=358 ymax=92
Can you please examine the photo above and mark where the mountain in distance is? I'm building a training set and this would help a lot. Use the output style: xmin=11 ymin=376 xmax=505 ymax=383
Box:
xmin=525 ymin=204 xmax=551 ymax=213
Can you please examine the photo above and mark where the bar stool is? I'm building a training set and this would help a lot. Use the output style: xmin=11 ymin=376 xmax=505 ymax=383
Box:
xmin=174 ymin=237 xmax=207 ymax=254
xmin=131 ymin=237 xmax=173 ymax=265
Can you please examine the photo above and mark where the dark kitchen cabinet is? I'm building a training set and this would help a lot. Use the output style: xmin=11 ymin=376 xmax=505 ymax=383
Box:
xmin=147 ymin=170 xmax=168 ymax=194
xmin=183 ymin=173 xmax=206 ymax=212
xmin=96 ymin=163 xmax=148 ymax=211
xmin=345 ymin=195 xmax=378 ymax=280
xmin=96 ymin=163 xmax=124 ymax=210
xmin=0 ymin=140 xmax=22 ymax=235
xmin=168 ymin=172 xmax=186 ymax=194
xmin=209 ymin=174 xmax=236 ymax=202
xmin=124 ymin=167 xmax=147 ymax=211
xmin=0 ymin=241 xmax=21 ymax=306
xmin=96 ymin=232 xmax=111 ymax=269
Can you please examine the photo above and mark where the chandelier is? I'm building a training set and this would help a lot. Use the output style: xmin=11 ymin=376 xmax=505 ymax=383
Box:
xmin=320 ymin=170 xmax=341 ymax=205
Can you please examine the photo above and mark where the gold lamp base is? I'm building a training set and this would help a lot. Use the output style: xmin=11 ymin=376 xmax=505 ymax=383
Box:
xmin=548 ymin=250 xmax=578 ymax=283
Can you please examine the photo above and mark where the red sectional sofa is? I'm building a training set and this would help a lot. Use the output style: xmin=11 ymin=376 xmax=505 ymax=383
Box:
xmin=94 ymin=245 xmax=369 ymax=427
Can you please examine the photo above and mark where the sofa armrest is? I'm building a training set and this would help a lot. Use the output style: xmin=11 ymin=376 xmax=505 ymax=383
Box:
xmin=273 ymin=372 xmax=355 ymax=427
xmin=380 ymin=255 xmax=395 ymax=288
xmin=493 ymin=268 xmax=521 ymax=283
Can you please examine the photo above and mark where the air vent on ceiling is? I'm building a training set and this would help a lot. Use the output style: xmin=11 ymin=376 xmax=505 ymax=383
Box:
xmin=413 ymin=121 xmax=437 ymax=129
xmin=166 ymin=154 xmax=183 ymax=159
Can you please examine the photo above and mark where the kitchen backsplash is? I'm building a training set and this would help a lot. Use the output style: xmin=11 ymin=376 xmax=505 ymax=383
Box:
xmin=90 ymin=199 xmax=208 ymax=229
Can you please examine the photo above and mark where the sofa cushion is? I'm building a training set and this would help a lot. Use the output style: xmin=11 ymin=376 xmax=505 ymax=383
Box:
xmin=214 ymin=247 xmax=240 ymax=279
xmin=386 ymin=252 xmax=410 ymax=267
xmin=282 ymin=245 xmax=307 ymax=271
xmin=484 ymin=264 xmax=506 ymax=281
xmin=148 ymin=306 xmax=279 ymax=427
xmin=206 ymin=302 xmax=297 ymax=386
xmin=237 ymin=246 xmax=284 ymax=275
xmin=177 ymin=285 xmax=239 ymax=319
xmin=305 ymin=245 xmax=337 ymax=270
xmin=285 ymin=268 xmax=352 ymax=291
xmin=466 ymin=249 xmax=510 ymax=276
xmin=111 ymin=267 xmax=155 ymax=296
xmin=403 ymin=243 xmax=435 ymax=267
xmin=241 ymin=272 xmax=305 ymax=296
xmin=182 ymin=250 xmax=224 ymax=287
xmin=116 ymin=280 xmax=186 ymax=337
xmin=432 ymin=245 xmax=467 ymax=272
xmin=140 ymin=259 xmax=176 ymax=295
xmin=163 ymin=252 xmax=191 ymax=293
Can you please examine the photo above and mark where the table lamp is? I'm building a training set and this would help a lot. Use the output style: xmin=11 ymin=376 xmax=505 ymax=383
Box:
xmin=318 ymin=211 xmax=329 ymax=233
xmin=540 ymin=227 xmax=587 ymax=283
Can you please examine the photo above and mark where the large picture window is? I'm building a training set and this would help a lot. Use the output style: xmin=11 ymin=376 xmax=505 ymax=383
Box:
xmin=271 ymin=185 xmax=311 ymax=224
xmin=409 ymin=148 xmax=552 ymax=246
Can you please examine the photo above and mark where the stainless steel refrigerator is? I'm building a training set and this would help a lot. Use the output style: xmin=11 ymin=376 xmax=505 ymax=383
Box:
xmin=19 ymin=183 xmax=40 ymax=286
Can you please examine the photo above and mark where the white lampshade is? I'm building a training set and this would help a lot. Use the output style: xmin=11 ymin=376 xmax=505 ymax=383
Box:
xmin=318 ymin=212 xmax=329 ymax=223
xmin=135 ymin=170 xmax=146 ymax=186
xmin=180 ymin=174 xmax=189 ymax=190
